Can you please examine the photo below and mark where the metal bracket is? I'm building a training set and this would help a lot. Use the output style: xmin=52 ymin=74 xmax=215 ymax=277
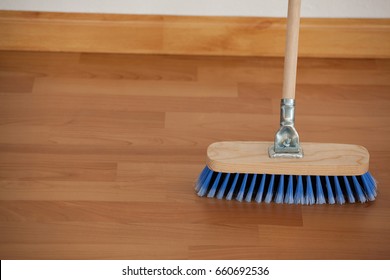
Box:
xmin=269 ymin=98 xmax=303 ymax=158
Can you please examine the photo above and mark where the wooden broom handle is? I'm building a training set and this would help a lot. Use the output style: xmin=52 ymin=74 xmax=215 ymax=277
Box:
xmin=282 ymin=0 xmax=301 ymax=99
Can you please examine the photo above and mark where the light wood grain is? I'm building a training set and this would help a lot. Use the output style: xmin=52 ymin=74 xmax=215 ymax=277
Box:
xmin=207 ymin=141 xmax=369 ymax=175
xmin=0 ymin=51 xmax=389 ymax=260
xmin=0 ymin=11 xmax=389 ymax=58
xmin=283 ymin=0 xmax=301 ymax=99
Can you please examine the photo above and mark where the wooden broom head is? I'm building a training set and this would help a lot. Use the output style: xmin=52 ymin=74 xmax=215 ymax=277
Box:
xmin=206 ymin=141 xmax=369 ymax=176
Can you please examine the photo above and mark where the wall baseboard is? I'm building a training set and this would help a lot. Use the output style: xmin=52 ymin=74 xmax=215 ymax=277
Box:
xmin=0 ymin=11 xmax=389 ymax=58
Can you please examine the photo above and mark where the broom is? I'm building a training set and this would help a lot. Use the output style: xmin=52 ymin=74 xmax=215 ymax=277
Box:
xmin=195 ymin=0 xmax=377 ymax=205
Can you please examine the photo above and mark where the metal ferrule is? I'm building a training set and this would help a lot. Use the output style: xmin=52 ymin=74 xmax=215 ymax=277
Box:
xmin=280 ymin=98 xmax=295 ymax=126
xmin=269 ymin=98 xmax=303 ymax=158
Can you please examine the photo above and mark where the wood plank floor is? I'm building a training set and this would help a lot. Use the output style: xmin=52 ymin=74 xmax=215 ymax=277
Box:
xmin=0 ymin=51 xmax=389 ymax=259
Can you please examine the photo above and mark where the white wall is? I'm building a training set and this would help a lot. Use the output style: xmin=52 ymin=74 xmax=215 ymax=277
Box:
xmin=0 ymin=0 xmax=389 ymax=18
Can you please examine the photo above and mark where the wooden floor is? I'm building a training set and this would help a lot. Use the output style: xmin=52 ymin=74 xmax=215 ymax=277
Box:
xmin=0 ymin=51 xmax=389 ymax=260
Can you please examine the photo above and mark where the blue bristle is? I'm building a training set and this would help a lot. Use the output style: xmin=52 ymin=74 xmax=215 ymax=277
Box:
xmin=352 ymin=176 xmax=367 ymax=203
xmin=196 ymin=167 xmax=377 ymax=205
xmin=368 ymin=172 xmax=377 ymax=191
xmin=360 ymin=175 xmax=371 ymax=194
xmin=200 ymin=166 xmax=209 ymax=179
xmin=284 ymin=175 xmax=294 ymax=204
xmin=195 ymin=166 xmax=209 ymax=192
xmin=305 ymin=176 xmax=315 ymax=205
xmin=294 ymin=175 xmax=304 ymax=204
xmin=274 ymin=174 xmax=285 ymax=204
xmin=325 ymin=176 xmax=335 ymax=204
xmin=333 ymin=176 xmax=346 ymax=204
xmin=315 ymin=176 xmax=326 ymax=204
xmin=368 ymin=172 xmax=378 ymax=196
xmin=216 ymin=172 xmax=231 ymax=199
xmin=195 ymin=167 xmax=206 ymax=191
xmin=197 ymin=168 xmax=213 ymax=196
xmin=245 ymin=174 xmax=257 ymax=202
xmin=343 ymin=176 xmax=355 ymax=203
xmin=365 ymin=172 xmax=376 ymax=186
xmin=207 ymin=172 xmax=222 ymax=198
xmin=226 ymin=173 xmax=240 ymax=200
xmin=236 ymin=174 xmax=249 ymax=202
xmin=361 ymin=173 xmax=376 ymax=201
xmin=264 ymin=174 xmax=275 ymax=203
xmin=255 ymin=174 xmax=267 ymax=203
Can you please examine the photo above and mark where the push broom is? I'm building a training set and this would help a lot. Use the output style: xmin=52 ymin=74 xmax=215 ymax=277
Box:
xmin=195 ymin=0 xmax=377 ymax=205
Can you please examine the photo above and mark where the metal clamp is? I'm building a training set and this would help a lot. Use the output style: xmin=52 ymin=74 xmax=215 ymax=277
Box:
xmin=269 ymin=98 xmax=303 ymax=158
